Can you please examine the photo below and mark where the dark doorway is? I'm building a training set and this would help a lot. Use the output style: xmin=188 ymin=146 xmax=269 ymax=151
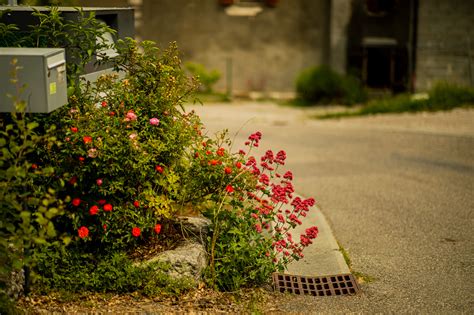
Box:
xmin=365 ymin=47 xmax=393 ymax=88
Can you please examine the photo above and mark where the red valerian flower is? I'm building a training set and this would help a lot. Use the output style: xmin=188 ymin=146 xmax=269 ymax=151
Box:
xmin=70 ymin=127 xmax=78 ymax=133
xmin=133 ymin=200 xmax=140 ymax=208
xmin=132 ymin=227 xmax=141 ymax=237
xmin=83 ymin=136 xmax=93 ymax=144
xmin=283 ymin=171 xmax=293 ymax=180
xmin=103 ymin=204 xmax=113 ymax=212
xmin=224 ymin=167 xmax=232 ymax=174
xmin=155 ymin=165 xmax=164 ymax=173
xmin=72 ymin=198 xmax=81 ymax=207
xmin=89 ymin=205 xmax=99 ymax=215
xmin=225 ymin=185 xmax=234 ymax=193
xmin=154 ymin=224 xmax=162 ymax=234
xmin=78 ymin=226 xmax=89 ymax=238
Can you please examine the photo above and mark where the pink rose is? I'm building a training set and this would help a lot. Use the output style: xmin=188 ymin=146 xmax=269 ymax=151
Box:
xmin=149 ymin=118 xmax=160 ymax=126
xmin=125 ymin=110 xmax=137 ymax=121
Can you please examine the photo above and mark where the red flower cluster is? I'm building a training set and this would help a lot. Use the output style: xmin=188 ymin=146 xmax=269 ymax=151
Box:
xmin=83 ymin=136 xmax=93 ymax=144
xmin=132 ymin=227 xmax=141 ymax=237
xmin=239 ymin=131 xmax=318 ymax=267
xmin=78 ymin=226 xmax=89 ymax=238
xmin=89 ymin=205 xmax=99 ymax=215
xmin=103 ymin=204 xmax=113 ymax=212
xmin=154 ymin=224 xmax=162 ymax=234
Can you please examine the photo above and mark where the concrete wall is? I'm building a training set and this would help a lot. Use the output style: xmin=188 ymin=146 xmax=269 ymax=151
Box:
xmin=141 ymin=0 xmax=330 ymax=95
xmin=416 ymin=0 xmax=474 ymax=91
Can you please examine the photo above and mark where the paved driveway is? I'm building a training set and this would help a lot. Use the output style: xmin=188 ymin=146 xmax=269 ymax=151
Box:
xmin=188 ymin=102 xmax=474 ymax=313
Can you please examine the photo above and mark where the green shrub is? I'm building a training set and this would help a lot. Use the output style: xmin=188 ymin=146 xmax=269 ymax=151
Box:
xmin=295 ymin=65 xmax=366 ymax=105
xmin=35 ymin=245 xmax=194 ymax=296
xmin=185 ymin=62 xmax=221 ymax=93
xmin=0 ymin=61 xmax=66 ymax=310
xmin=428 ymin=82 xmax=474 ymax=109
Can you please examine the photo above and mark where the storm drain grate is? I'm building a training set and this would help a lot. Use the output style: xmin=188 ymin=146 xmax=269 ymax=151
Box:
xmin=272 ymin=273 xmax=360 ymax=296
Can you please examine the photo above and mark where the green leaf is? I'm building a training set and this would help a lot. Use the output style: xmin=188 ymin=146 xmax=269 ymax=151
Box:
xmin=47 ymin=221 xmax=56 ymax=238
xmin=27 ymin=122 xmax=39 ymax=130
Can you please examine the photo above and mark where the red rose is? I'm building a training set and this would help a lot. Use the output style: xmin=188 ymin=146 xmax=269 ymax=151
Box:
xmin=96 ymin=179 xmax=103 ymax=186
xmin=133 ymin=200 xmax=140 ymax=208
xmin=236 ymin=161 xmax=242 ymax=169
xmin=103 ymin=204 xmax=113 ymax=212
xmin=101 ymin=101 xmax=107 ymax=107
xmin=79 ymin=156 xmax=85 ymax=162
xmin=89 ymin=205 xmax=99 ymax=215
xmin=70 ymin=127 xmax=78 ymax=133
xmin=154 ymin=224 xmax=162 ymax=234
xmin=83 ymin=136 xmax=93 ymax=144
xmin=209 ymin=159 xmax=218 ymax=166
xmin=78 ymin=226 xmax=89 ymax=238
xmin=225 ymin=185 xmax=234 ymax=193
xmin=98 ymin=199 xmax=106 ymax=205
xmin=206 ymin=150 xmax=212 ymax=155
xmin=132 ymin=227 xmax=141 ymax=237
xmin=72 ymin=198 xmax=81 ymax=207
xmin=217 ymin=148 xmax=225 ymax=156
xmin=103 ymin=224 xmax=107 ymax=230
xmin=224 ymin=167 xmax=232 ymax=174
xmin=155 ymin=165 xmax=164 ymax=173
xmin=109 ymin=111 xmax=115 ymax=116
xmin=31 ymin=163 xmax=38 ymax=170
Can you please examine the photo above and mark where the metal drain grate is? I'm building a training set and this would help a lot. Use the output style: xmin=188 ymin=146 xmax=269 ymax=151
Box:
xmin=272 ymin=273 xmax=360 ymax=296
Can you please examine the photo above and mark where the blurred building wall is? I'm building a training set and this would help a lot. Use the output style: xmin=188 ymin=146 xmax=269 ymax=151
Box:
xmin=415 ymin=0 xmax=474 ymax=91
xmin=139 ymin=0 xmax=330 ymax=95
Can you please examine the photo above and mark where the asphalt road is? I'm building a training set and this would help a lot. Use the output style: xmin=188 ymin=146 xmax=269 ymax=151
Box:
xmin=188 ymin=102 xmax=474 ymax=314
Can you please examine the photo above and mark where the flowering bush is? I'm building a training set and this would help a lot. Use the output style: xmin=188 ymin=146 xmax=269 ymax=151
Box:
xmin=188 ymin=131 xmax=319 ymax=291
xmin=41 ymin=39 xmax=201 ymax=250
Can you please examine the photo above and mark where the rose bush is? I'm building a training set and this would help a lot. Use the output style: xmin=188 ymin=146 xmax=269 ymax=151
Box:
xmin=33 ymin=39 xmax=203 ymax=251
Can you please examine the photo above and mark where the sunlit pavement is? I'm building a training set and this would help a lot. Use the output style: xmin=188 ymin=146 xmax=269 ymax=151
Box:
xmin=187 ymin=102 xmax=474 ymax=313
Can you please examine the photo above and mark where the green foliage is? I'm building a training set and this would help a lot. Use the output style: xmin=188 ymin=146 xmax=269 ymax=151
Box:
xmin=0 ymin=6 xmax=115 ymax=88
xmin=428 ymin=82 xmax=474 ymax=109
xmin=35 ymin=245 xmax=194 ymax=296
xmin=316 ymin=82 xmax=474 ymax=119
xmin=295 ymin=65 xmax=367 ymax=105
xmin=185 ymin=62 xmax=221 ymax=93
xmin=0 ymin=60 xmax=66 ymax=307
xmin=39 ymin=39 xmax=200 ymax=250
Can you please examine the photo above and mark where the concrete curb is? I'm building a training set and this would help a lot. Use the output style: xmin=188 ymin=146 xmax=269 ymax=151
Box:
xmin=286 ymin=196 xmax=350 ymax=277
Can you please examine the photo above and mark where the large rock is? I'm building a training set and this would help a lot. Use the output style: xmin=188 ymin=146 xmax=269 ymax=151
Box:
xmin=176 ymin=216 xmax=211 ymax=244
xmin=144 ymin=240 xmax=208 ymax=282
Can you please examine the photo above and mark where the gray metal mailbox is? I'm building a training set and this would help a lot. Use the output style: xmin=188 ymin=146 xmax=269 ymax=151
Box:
xmin=0 ymin=47 xmax=67 ymax=113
